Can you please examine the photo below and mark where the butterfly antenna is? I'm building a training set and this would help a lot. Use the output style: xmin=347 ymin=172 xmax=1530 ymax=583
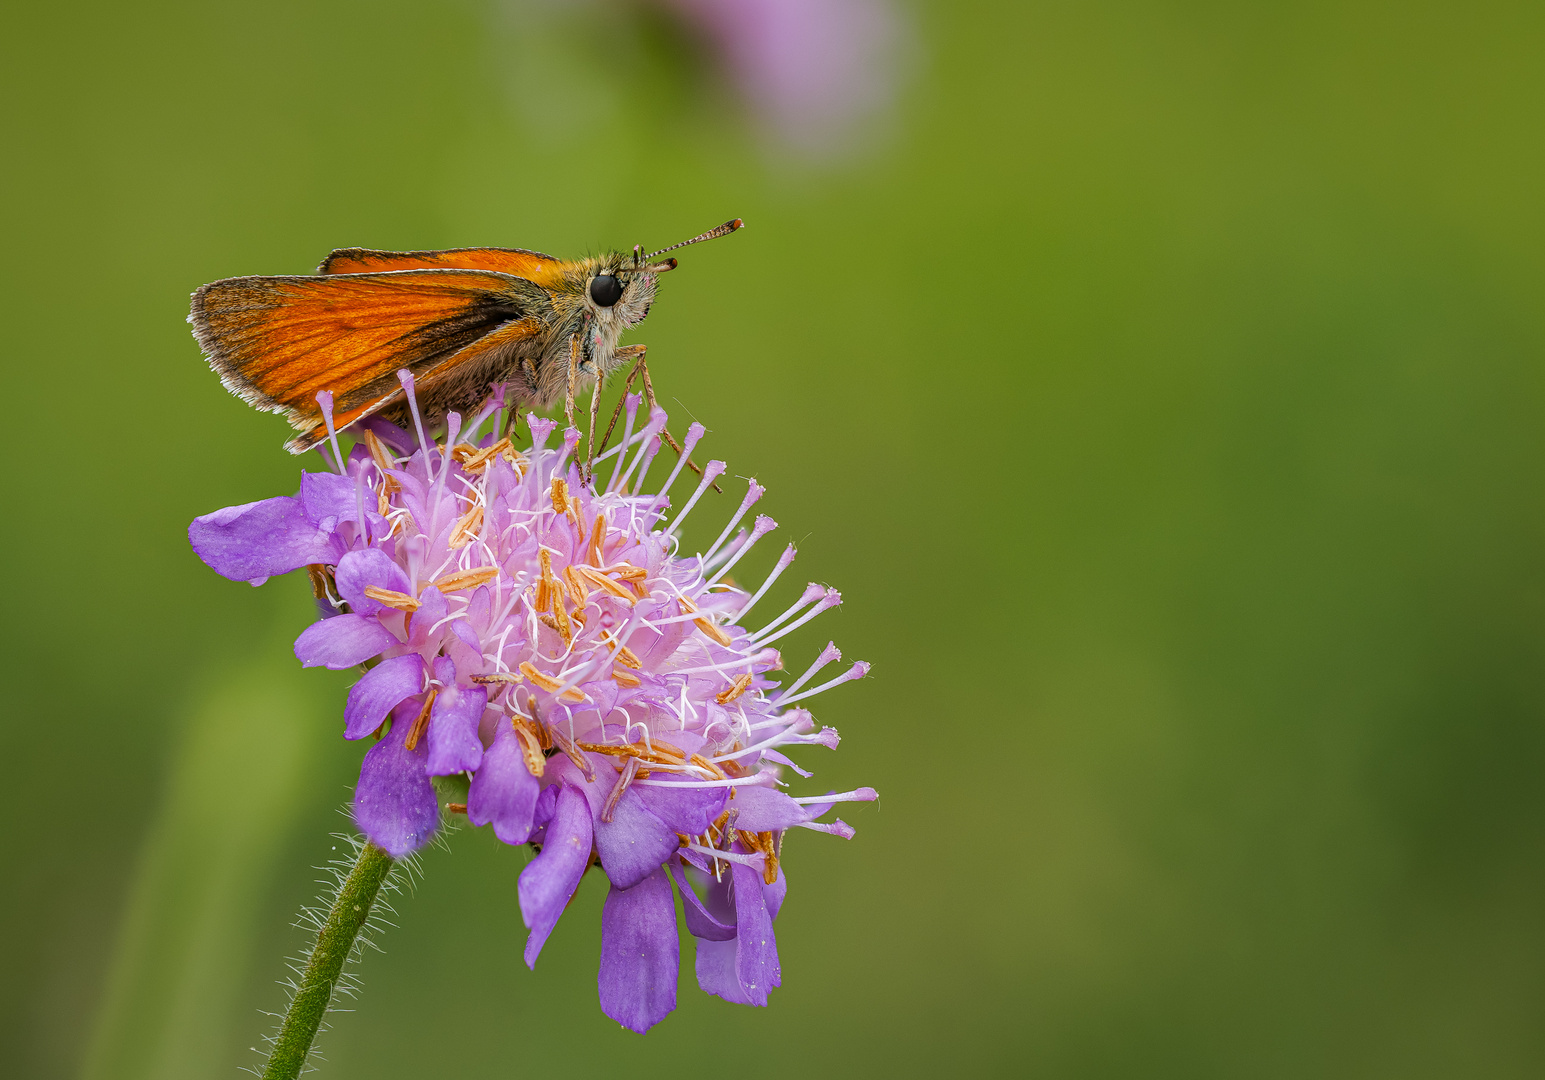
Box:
xmin=645 ymin=218 xmax=743 ymax=259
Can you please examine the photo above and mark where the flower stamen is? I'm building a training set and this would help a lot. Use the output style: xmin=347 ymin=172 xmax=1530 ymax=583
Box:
xmin=363 ymin=586 xmax=420 ymax=612
xmin=433 ymin=566 xmax=500 ymax=593
xmin=714 ymin=672 xmax=755 ymax=705
xmin=403 ymin=691 xmax=436 ymax=751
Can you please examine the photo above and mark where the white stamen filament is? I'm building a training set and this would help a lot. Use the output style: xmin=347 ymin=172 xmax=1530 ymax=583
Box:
xmin=397 ymin=369 xmax=431 ymax=468
xmin=749 ymin=582 xmax=826 ymax=640
xmin=707 ymin=515 xmax=776 ymax=588
xmin=634 ymin=774 xmax=781 ymax=790
xmin=665 ymin=460 xmax=728 ymax=537
xmin=701 ymin=481 xmax=764 ymax=564
xmin=708 ymin=726 xmax=833 ymax=763
xmin=753 ymin=590 xmax=841 ymax=647
xmin=773 ymin=641 xmax=840 ymax=703
xmin=612 ymin=412 xmax=665 ymax=494
xmin=729 ymin=543 xmax=796 ymax=625
xmin=683 ymin=844 xmax=765 ymax=868
xmin=774 ymin=662 xmax=867 ymax=707
xmin=668 ymin=648 xmax=780 ymax=677
xmin=606 ymin=394 xmax=642 ymax=491
xmin=648 ymin=421 xmax=705 ymax=513
xmin=791 ymin=788 xmax=877 ymax=805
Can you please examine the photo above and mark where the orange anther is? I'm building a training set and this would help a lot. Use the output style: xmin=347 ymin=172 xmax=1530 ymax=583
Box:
xmin=587 ymin=511 xmax=607 ymax=566
xmin=362 ymin=586 xmax=420 ymax=612
xmin=470 ymin=671 xmax=522 ymax=686
xmin=511 ymin=720 xmax=546 ymax=778
xmin=403 ymin=690 xmax=437 ymax=751
xmin=432 ymin=566 xmax=499 ymax=593
xmin=715 ymin=672 xmax=755 ymax=705
xmin=448 ymin=505 xmax=484 ymax=548
xmin=519 ymin=662 xmax=585 ymax=702
xmin=679 ymin=595 xmax=732 ymax=647
xmin=362 ymin=429 xmax=397 ymax=472
xmin=575 ymin=564 xmax=638 ymax=605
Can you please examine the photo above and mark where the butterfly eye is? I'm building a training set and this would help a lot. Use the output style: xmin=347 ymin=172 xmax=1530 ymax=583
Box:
xmin=589 ymin=274 xmax=623 ymax=307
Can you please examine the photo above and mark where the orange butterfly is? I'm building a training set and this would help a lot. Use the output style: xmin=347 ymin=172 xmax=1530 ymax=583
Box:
xmin=189 ymin=219 xmax=742 ymax=458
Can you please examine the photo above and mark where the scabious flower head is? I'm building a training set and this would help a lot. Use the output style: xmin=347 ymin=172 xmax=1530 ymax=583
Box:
xmin=189 ymin=379 xmax=874 ymax=1032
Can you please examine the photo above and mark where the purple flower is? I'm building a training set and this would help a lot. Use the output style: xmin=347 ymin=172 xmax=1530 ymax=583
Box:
xmin=656 ymin=0 xmax=908 ymax=154
xmin=189 ymin=380 xmax=875 ymax=1032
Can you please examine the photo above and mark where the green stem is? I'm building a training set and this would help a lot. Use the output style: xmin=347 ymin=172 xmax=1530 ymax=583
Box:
xmin=262 ymin=841 xmax=395 ymax=1080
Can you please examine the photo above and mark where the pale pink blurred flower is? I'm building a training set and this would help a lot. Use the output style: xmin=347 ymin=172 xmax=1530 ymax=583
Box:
xmin=659 ymin=0 xmax=908 ymax=153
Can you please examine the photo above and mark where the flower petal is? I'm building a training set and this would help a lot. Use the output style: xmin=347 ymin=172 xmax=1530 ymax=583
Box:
xmin=407 ymin=586 xmax=448 ymax=652
xmin=519 ymin=785 xmax=592 ymax=968
xmin=598 ymin=867 xmax=679 ymax=1034
xmin=635 ymin=780 xmax=728 ymax=835
xmin=693 ymin=873 xmax=746 ymax=1002
xmin=467 ymin=723 xmax=539 ymax=844
xmin=732 ymin=859 xmax=780 ymax=1005
xmin=294 ymin=613 xmax=396 ymax=670
xmin=300 ymin=470 xmax=361 ymax=525
xmin=343 ymin=654 xmax=423 ymax=739
xmin=594 ymin=789 xmax=680 ymax=890
xmin=725 ymin=785 xmax=810 ymax=831
xmin=188 ymin=495 xmax=336 ymax=584
xmin=352 ymin=729 xmax=438 ymax=857
xmin=334 ymin=547 xmax=412 ymax=615
xmin=670 ymin=858 xmax=735 ymax=941
xmin=694 ymin=860 xmax=780 ymax=1006
xmin=426 ymin=657 xmax=485 ymax=775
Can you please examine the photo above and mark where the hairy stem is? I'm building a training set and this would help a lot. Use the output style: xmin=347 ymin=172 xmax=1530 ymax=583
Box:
xmin=262 ymin=841 xmax=395 ymax=1079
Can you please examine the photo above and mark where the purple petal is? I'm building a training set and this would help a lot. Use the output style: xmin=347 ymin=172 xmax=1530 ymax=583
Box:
xmin=189 ymin=495 xmax=336 ymax=584
xmin=352 ymin=730 xmax=438 ymax=856
xmin=598 ymin=868 xmax=679 ymax=1034
xmin=334 ymin=547 xmax=413 ymax=615
xmin=694 ymin=860 xmax=780 ymax=1006
xmin=732 ymin=859 xmax=780 ymax=1004
xmin=425 ymin=657 xmax=485 ymax=775
xmin=519 ymin=785 xmax=592 ymax=968
xmin=299 ymin=470 xmax=359 ymax=525
xmin=635 ymin=781 xmax=727 ymax=835
xmin=546 ymin=754 xmax=610 ymax=818
xmin=728 ymin=785 xmax=810 ymax=831
xmin=533 ymin=783 xmax=559 ymax=827
xmin=693 ymin=874 xmax=746 ymax=1002
xmin=594 ymin=789 xmax=681 ymax=890
xmin=406 ymin=586 xmax=447 ymax=651
xmin=343 ymin=654 xmax=423 ymax=739
xmin=670 ymin=859 xmax=736 ymax=941
xmin=764 ymin=863 xmax=787 ymax=922
xmin=444 ymin=621 xmax=484 ymax=679
xmin=294 ymin=613 xmax=396 ymax=670
xmin=467 ymin=724 xmax=539 ymax=844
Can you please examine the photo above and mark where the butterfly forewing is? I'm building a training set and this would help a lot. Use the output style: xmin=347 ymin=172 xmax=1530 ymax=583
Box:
xmin=318 ymin=246 xmax=566 ymax=288
xmin=191 ymin=268 xmax=552 ymax=449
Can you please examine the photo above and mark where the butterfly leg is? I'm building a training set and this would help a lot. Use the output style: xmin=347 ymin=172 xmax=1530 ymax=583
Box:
xmin=597 ymin=346 xmax=648 ymax=459
xmin=564 ymin=334 xmax=581 ymax=431
xmin=635 ymin=355 xmax=720 ymax=493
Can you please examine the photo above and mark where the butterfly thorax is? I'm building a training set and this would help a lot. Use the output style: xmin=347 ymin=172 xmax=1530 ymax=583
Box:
xmin=524 ymin=255 xmax=661 ymax=406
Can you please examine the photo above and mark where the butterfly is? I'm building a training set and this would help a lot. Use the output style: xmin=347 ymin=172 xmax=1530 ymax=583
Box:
xmin=189 ymin=218 xmax=742 ymax=464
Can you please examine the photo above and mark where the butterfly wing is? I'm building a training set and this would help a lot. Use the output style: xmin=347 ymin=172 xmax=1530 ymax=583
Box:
xmin=318 ymin=246 xmax=568 ymax=290
xmin=190 ymin=268 xmax=552 ymax=452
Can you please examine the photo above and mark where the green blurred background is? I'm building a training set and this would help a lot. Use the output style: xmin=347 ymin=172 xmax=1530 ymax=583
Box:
xmin=5 ymin=0 xmax=1545 ymax=1076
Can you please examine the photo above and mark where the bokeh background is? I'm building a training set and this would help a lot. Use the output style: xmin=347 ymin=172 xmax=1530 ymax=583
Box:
xmin=5 ymin=0 xmax=1545 ymax=1076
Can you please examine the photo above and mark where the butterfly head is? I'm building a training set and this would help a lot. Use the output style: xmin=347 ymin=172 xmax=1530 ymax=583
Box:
xmin=573 ymin=218 xmax=742 ymax=333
